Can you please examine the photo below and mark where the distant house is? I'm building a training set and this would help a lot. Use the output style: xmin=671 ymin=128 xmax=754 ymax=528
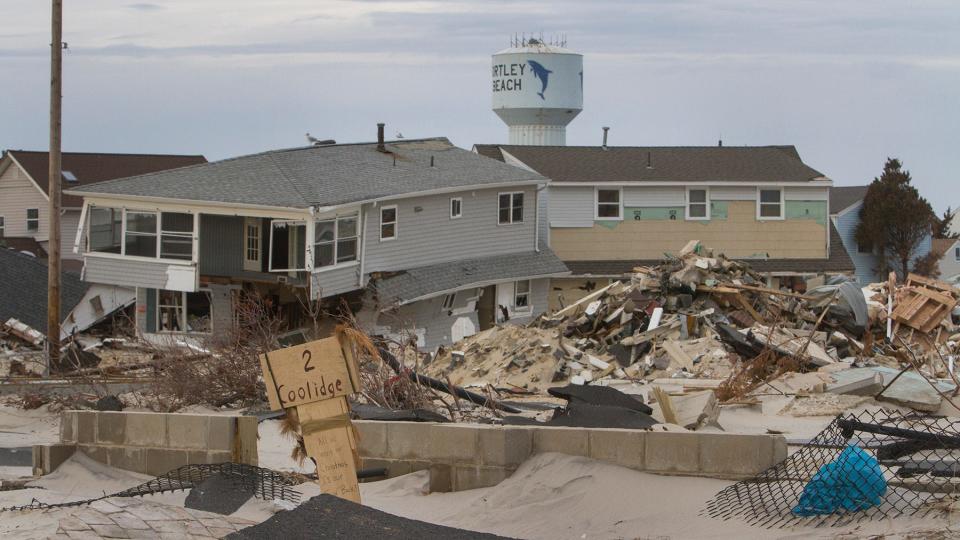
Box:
xmin=932 ymin=238 xmax=960 ymax=281
xmin=830 ymin=185 xmax=933 ymax=284
xmin=474 ymin=144 xmax=853 ymax=304
xmin=948 ymin=208 xmax=960 ymax=238
xmin=0 ymin=150 xmax=206 ymax=270
xmin=66 ymin=133 xmax=568 ymax=349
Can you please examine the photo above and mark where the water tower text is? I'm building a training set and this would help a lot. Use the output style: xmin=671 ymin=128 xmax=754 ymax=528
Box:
xmin=492 ymin=62 xmax=526 ymax=93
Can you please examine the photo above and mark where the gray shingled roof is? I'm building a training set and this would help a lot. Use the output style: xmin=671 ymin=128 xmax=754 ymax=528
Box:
xmin=373 ymin=249 xmax=570 ymax=305
xmin=0 ymin=248 xmax=89 ymax=334
xmin=68 ymin=139 xmax=544 ymax=209
xmin=563 ymin=222 xmax=854 ymax=277
xmin=472 ymin=144 xmax=825 ymax=183
xmin=829 ymin=185 xmax=869 ymax=214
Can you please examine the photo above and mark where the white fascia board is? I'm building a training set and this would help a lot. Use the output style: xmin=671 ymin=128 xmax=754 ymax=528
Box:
xmin=834 ymin=199 xmax=864 ymax=219
xmin=7 ymin=154 xmax=50 ymax=201
xmin=549 ymin=180 xmax=833 ymax=187
xmin=334 ymin=180 xmax=547 ymax=212
xmin=392 ymin=271 xmax=571 ymax=307
xmin=72 ymin=194 xmax=311 ymax=220
xmin=498 ymin=149 xmax=539 ymax=173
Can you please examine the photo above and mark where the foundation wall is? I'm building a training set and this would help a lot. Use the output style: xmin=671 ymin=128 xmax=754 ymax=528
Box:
xmin=47 ymin=411 xmax=258 ymax=476
xmin=354 ymin=421 xmax=787 ymax=492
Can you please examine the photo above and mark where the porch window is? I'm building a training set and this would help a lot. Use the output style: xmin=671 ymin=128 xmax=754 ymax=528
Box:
xmin=88 ymin=207 xmax=122 ymax=253
xmin=157 ymin=289 xmax=212 ymax=333
xmin=498 ymin=192 xmax=524 ymax=224
xmin=269 ymin=220 xmax=306 ymax=272
xmin=686 ymin=189 xmax=709 ymax=220
xmin=758 ymin=188 xmax=784 ymax=219
xmin=314 ymin=214 xmax=358 ymax=269
xmin=159 ymin=212 xmax=193 ymax=260
xmin=125 ymin=211 xmax=158 ymax=257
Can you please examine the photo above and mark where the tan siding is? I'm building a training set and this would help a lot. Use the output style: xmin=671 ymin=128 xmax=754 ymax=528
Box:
xmin=551 ymin=200 xmax=827 ymax=260
xmin=0 ymin=163 xmax=49 ymax=240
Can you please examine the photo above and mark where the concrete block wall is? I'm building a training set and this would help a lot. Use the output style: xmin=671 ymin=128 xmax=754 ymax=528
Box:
xmin=354 ymin=421 xmax=787 ymax=492
xmin=57 ymin=411 xmax=258 ymax=476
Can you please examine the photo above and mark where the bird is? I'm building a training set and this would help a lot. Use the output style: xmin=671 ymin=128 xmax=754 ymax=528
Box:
xmin=395 ymin=132 xmax=405 ymax=139
xmin=305 ymin=132 xmax=319 ymax=144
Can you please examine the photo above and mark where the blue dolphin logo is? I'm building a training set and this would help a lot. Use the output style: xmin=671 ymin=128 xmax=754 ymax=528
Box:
xmin=527 ymin=60 xmax=552 ymax=100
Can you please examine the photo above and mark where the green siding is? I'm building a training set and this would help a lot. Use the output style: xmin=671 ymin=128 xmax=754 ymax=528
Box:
xmin=786 ymin=201 xmax=827 ymax=225
xmin=624 ymin=207 xmax=683 ymax=221
xmin=146 ymin=288 xmax=156 ymax=333
xmin=710 ymin=201 xmax=729 ymax=220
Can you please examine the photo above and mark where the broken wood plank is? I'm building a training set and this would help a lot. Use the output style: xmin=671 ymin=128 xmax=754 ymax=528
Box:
xmin=661 ymin=340 xmax=694 ymax=371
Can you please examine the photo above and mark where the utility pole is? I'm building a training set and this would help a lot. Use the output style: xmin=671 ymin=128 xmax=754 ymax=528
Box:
xmin=47 ymin=0 xmax=63 ymax=371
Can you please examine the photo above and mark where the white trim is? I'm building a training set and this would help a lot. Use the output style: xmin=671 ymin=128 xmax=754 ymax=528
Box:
xmin=594 ymin=186 xmax=623 ymax=221
xmin=358 ymin=206 xmax=368 ymax=287
xmin=834 ymin=199 xmax=864 ymax=219
xmin=449 ymin=197 xmax=463 ymax=219
xmin=549 ymin=179 xmax=833 ymax=187
xmin=379 ymin=205 xmax=398 ymax=241
xmin=685 ymin=187 xmax=710 ymax=221
xmin=242 ymin=217 xmax=262 ymax=272
xmin=756 ymin=187 xmax=785 ymax=221
xmin=26 ymin=207 xmax=40 ymax=232
xmin=268 ymin=219 xmax=308 ymax=272
xmin=389 ymin=271 xmax=571 ymax=307
xmin=497 ymin=191 xmax=525 ymax=225
xmin=69 ymin=194 xmax=312 ymax=220
xmin=6 ymin=154 xmax=50 ymax=202
xmin=313 ymin=213 xmax=360 ymax=269
xmin=312 ymin=260 xmax=359 ymax=274
xmin=155 ymin=288 xmax=213 ymax=334
xmin=83 ymin=251 xmax=194 ymax=266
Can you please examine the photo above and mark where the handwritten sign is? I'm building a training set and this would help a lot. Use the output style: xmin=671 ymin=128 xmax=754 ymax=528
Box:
xmin=259 ymin=336 xmax=361 ymax=411
xmin=299 ymin=396 xmax=361 ymax=503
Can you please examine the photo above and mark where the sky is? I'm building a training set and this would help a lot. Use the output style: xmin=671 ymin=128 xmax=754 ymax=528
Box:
xmin=1 ymin=0 xmax=958 ymax=212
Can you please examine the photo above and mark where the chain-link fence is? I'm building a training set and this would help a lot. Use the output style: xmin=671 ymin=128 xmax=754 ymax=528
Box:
xmin=1 ymin=462 xmax=301 ymax=512
xmin=704 ymin=410 xmax=960 ymax=528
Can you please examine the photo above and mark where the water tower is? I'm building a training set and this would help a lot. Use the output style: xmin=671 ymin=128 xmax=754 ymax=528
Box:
xmin=491 ymin=36 xmax=583 ymax=146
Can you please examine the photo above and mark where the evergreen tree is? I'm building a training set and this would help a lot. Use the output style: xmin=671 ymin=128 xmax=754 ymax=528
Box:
xmin=932 ymin=206 xmax=959 ymax=239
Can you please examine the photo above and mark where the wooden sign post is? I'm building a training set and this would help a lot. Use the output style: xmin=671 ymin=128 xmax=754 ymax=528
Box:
xmin=260 ymin=333 xmax=363 ymax=502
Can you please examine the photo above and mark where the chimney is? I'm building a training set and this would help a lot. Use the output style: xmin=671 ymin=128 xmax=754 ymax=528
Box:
xmin=718 ymin=138 xmax=723 ymax=147
xmin=377 ymin=123 xmax=385 ymax=152
xmin=602 ymin=126 xmax=609 ymax=150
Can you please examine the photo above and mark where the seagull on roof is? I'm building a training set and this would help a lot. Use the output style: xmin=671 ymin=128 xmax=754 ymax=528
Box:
xmin=306 ymin=132 xmax=320 ymax=144
xmin=395 ymin=132 xmax=404 ymax=139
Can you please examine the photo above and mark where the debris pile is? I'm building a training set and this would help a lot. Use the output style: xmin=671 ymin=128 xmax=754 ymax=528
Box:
xmin=427 ymin=241 xmax=960 ymax=427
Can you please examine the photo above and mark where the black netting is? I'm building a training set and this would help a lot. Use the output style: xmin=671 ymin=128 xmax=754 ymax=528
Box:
xmin=704 ymin=410 xmax=960 ymax=528
xmin=1 ymin=462 xmax=301 ymax=512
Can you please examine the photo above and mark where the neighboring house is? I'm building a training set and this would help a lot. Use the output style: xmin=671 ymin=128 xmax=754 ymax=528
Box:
xmin=66 ymin=133 xmax=568 ymax=350
xmin=830 ymin=185 xmax=933 ymax=284
xmin=0 ymin=247 xmax=132 ymax=341
xmin=932 ymin=238 xmax=960 ymax=281
xmin=0 ymin=150 xmax=207 ymax=270
xmin=948 ymin=207 xmax=960 ymax=238
xmin=474 ymin=144 xmax=853 ymax=307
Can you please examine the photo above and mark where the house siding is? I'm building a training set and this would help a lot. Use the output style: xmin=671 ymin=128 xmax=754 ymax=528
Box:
xmin=61 ymin=209 xmax=83 ymax=260
xmin=548 ymin=186 xmax=594 ymax=227
xmin=311 ymin=264 xmax=361 ymax=299
xmin=622 ymin=186 xmax=686 ymax=207
xmin=362 ymin=186 xmax=536 ymax=274
xmin=833 ymin=201 xmax=933 ymax=284
xmin=0 ymin=161 xmax=49 ymax=240
xmin=940 ymin=242 xmax=960 ymax=280
xmin=84 ymin=256 xmax=197 ymax=292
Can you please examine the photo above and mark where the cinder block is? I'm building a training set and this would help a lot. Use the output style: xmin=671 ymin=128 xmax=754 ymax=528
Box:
xmin=385 ymin=422 xmax=434 ymax=459
xmin=430 ymin=424 xmax=478 ymax=463
xmin=453 ymin=465 xmax=511 ymax=491
xmin=644 ymin=432 xmax=700 ymax=473
xmin=772 ymin=436 xmax=787 ymax=463
xmin=235 ymin=416 xmax=258 ymax=465
xmin=207 ymin=450 xmax=233 ymax=464
xmin=79 ymin=444 xmax=109 ymax=466
xmin=76 ymin=411 xmax=97 ymax=444
xmin=207 ymin=416 xmax=236 ymax=452
xmin=477 ymin=426 xmax=533 ymax=467
xmin=106 ymin=447 xmax=145 ymax=473
xmin=699 ymin=434 xmax=780 ymax=477
xmin=429 ymin=464 xmax=452 ymax=493
xmin=354 ymin=421 xmax=388 ymax=457
xmin=531 ymin=427 xmax=589 ymax=457
xmin=166 ymin=414 xmax=208 ymax=450
xmin=125 ymin=413 xmax=167 ymax=447
xmin=60 ymin=411 xmax=77 ymax=443
xmin=144 ymin=448 xmax=190 ymax=476
xmin=588 ymin=429 xmax=646 ymax=470
xmin=96 ymin=412 xmax=126 ymax=445
xmin=33 ymin=444 xmax=76 ymax=475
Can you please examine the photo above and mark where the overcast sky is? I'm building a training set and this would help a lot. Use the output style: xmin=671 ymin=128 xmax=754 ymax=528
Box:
xmin=2 ymin=1 xmax=958 ymax=211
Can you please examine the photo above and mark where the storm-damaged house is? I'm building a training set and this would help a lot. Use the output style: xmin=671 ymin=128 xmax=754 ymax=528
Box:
xmin=65 ymin=128 xmax=568 ymax=349
xmin=474 ymin=144 xmax=855 ymax=306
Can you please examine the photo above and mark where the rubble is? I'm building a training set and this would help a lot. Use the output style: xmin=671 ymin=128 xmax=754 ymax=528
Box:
xmin=424 ymin=241 xmax=960 ymax=429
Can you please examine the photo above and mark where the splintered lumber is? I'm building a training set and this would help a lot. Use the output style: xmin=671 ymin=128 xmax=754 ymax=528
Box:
xmin=651 ymin=386 xmax=678 ymax=425
xmin=650 ymin=378 xmax=724 ymax=389
xmin=551 ymin=282 xmax=618 ymax=320
xmin=892 ymin=275 xmax=958 ymax=333
xmin=3 ymin=318 xmax=44 ymax=346
xmin=661 ymin=341 xmax=694 ymax=371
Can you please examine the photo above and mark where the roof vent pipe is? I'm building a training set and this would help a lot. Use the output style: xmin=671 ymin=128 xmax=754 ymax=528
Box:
xmin=377 ymin=123 xmax=386 ymax=152
xmin=646 ymin=151 xmax=653 ymax=169
xmin=602 ymin=127 xmax=609 ymax=150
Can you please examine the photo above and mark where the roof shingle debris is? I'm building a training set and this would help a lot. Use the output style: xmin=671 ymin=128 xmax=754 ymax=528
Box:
xmin=70 ymin=139 xmax=545 ymax=209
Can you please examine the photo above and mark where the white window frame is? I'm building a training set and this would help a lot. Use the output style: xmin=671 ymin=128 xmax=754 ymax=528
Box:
xmin=156 ymin=289 xmax=213 ymax=334
xmin=26 ymin=208 xmax=39 ymax=232
xmin=498 ymin=191 xmax=524 ymax=225
xmin=756 ymin=187 xmax=785 ymax=221
xmin=0 ymin=216 xmax=5 ymax=237
xmin=380 ymin=205 xmax=397 ymax=241
xmin=685 ymin=188 xmax=710 ymax=221
xmin=513 ymin=279 xmax=532 ymax=312
xmin=124 ymin=210 xmax=159 ymax=258
xmin=595 ymin=187 xmax=623 ymax=220
xmin=268 ymin=219 xmax=307 ymax=272
xmin=314 ymin=213 xmax=360 ymax=270
xmin=159 ymin=212 xmax=194 ymax=260
xmin=441 ymin=292 xmax=456 ymax=311
xmin=450 ymin=197 xmax=463 ymax=220
xmin=86 ymin=208 xmax=197 ymax=263
xmin=243 ymin=217 xmax=262 ymax=272
xmin=87 ymin=207 xmax=123 ymax=254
